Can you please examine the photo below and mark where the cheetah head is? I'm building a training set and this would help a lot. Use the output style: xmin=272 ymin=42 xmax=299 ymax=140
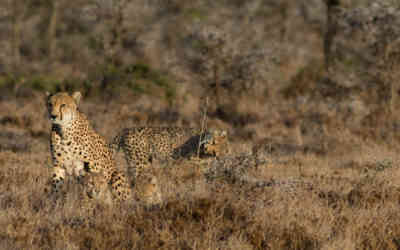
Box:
xmin=46 ymin=91 xmax=82 ymax=126
xmin=202 ymin=129 xmax=228 ymax=157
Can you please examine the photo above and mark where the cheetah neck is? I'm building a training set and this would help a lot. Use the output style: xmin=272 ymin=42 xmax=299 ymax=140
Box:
xmin=51 ymin=124 xmax=63 ymax=137
xmin=58 ymin=111 xmax=92 ymax=140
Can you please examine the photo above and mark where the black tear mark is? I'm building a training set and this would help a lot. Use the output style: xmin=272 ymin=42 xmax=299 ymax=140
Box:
xmin=52 ymin=124 xmax=63 ymax=137
xmin=84 ymin=162 xmax=90 ymax=172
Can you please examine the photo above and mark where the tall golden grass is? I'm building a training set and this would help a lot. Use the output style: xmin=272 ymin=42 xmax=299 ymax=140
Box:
xmin=1 ymin=92 xmax=400 ymax=250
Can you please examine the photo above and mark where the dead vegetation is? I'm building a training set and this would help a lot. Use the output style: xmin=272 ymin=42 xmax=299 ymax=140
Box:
xmin=0 ymin=92 xmax=400 ymax=249
xmin=1 ymin=0 xmax=400 ymax=249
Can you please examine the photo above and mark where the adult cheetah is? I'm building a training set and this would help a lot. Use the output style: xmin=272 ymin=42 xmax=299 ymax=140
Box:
xmin=110 ymin=127 xmax=228 ymax=204
xmin=46 ymin=91 xmax=131 ymax=203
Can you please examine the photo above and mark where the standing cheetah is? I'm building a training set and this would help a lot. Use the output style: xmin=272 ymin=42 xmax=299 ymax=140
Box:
xmin=110 ymin=127 xmax=228 ymax=204
xmin=46 ymin=91 xmax=131 ymax=203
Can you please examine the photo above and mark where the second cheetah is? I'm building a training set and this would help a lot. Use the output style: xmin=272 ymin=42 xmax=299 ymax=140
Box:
xmin=110 ymin=127 xmax=228 ymax=204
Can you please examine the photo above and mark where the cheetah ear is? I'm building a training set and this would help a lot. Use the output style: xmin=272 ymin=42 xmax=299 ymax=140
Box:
xmin=45 ymin=91 xmax=52 ymax=102
xmin=72 ymin=91 xmax=82 ymax=105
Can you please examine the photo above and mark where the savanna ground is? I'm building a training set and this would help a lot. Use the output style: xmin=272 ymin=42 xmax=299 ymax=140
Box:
xmin=3 ymin=91 xmax=400 ymax=250
xmin=2 ymin=0 xmax=400 ymax=249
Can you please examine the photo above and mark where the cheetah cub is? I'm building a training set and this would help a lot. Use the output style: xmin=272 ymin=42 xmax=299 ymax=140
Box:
xmin=46 ymin=91 xmax=131 ymax=203
xmin=110 ymin=127 xmax=228 ymax=204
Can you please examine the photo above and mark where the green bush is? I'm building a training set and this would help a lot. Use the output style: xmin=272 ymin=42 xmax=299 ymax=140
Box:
xmin=99 ymin=63 xmax=176 ymax=102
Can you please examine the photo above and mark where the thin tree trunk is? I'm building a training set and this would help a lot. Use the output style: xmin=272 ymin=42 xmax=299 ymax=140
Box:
xmin=324 ymin=0 xmax=340 ymax=72
xmin=214 ymin=63 xmax=221 ymax=108
xmin=11 ymin=0 xmax=22 ymax=74
xmin=48 ymin=0 xmax=60 ymax=70
xmin=280 ymin=1 xmax=289 ymax=43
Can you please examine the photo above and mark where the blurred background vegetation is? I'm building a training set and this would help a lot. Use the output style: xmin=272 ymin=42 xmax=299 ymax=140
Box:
xmin=1 ymin=0 xmax=400 ymax=144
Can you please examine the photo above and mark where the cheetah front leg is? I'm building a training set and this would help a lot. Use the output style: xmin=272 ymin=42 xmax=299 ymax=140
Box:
xmin=50 ymin=153 xmax=86 ymax=193
xmin=122 ymin=148 xmax=144 ymax=185
xmin=119 ymin=136 xmax=150 ymax=181
xmin=123 ymin=151 xmax=153 ymax=187
xmin=127 ymin=151 xmax=162 ymax=205
xmin=51 ymin=164 xmax=66 ymax=193
xmin=109 ymin=171 xmax=132 ymax=202
xmin=49 ymin=132 xmax=68 ymax=193
xmin=122 ymin=148 xmax=162 ymax=205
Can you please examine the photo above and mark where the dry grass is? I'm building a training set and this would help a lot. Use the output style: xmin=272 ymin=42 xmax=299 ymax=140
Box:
xmin=1 ymin=93 xmax=400 ymax=250
xmin=2 ymin=1 xmax=400 ymax=249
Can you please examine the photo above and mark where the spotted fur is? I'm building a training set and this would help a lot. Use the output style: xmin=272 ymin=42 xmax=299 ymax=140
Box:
xmin=110 ymin=127 xmax=228 ymax=179
xmin=46 ymin=91 xmax=131 ymax=203
xmin=110 ymin=127 xmax=228 ymax=204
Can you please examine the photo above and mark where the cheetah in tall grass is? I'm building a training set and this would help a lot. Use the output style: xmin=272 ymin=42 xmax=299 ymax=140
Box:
xmin=110 ymin=127 xmax=228 ymax=204
xmin=46 ymin=91 xmax=131 ymax=204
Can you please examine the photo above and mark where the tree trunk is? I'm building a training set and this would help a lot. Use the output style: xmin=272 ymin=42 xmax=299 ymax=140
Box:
xmin=213 ymin=63 xmax=221 ymax=108
xmin=47 ymin=0 xmax=60 ymax=70
xmin=11 ymin=0 xmax=22 ymax=74
xmin=280 ymin=1 xmax=289 ymax=43
xmin=324 ymin=0 xmax=340 ymax=72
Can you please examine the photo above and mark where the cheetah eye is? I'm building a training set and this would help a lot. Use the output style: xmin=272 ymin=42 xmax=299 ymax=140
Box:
xmin=60 ymin=104 xmax=66 ymax=109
